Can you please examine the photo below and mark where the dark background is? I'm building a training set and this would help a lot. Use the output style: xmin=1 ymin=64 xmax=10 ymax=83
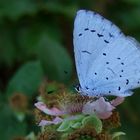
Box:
xmin=0 ymin=0 xmax=140 ymax=139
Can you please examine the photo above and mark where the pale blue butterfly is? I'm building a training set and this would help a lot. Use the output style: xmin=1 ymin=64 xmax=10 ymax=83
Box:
xmin=74 ymin=10 xmax=140 ymax=97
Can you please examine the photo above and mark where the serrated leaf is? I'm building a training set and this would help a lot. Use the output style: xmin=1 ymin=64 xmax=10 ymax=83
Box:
xmin=6 ymin=61 xmax=44 ymax=97
xmin=82 ymin=115 xmax=102 ymax=134
xmin=38 ymin=35 xmax=73 ymax=83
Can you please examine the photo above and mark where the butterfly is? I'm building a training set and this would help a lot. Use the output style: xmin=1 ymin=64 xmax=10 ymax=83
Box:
xmin=73 ymin=10 xmax=140 ymax=97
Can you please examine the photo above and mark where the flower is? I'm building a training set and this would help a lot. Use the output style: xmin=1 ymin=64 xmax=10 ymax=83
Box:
xmin=82 ymin=97 xmax=115 ymax=119
xmin=34 ymin=102 xmax=64 ymax=116
xmin=39 ymin=117 xmax=63 ymax=126
xmin=111 ymin=97 xmax=124 ymax=107
xmin=82 ymin=97 xmax=124 ymax=119
xmin=35 ymin=95 xmax=124 ymax=126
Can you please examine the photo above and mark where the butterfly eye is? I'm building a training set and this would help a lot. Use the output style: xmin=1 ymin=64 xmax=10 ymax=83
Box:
xmin=75 ymin=84 xmax=81 ymax=92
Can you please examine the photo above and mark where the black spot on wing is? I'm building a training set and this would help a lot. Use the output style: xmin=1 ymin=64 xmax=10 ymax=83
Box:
xmin=117 ymin=57 xmax=121 ymax=60
xmin=121 ymin=62 xmax=124 ymax=65
xmin=104 ymin=40 xmax=109 ymax=43
xmin=106 ymin=62 xmax=109 ymax=64
xmin=118 ymin=86 xmax=121 ymax=91
xmin=109 ymin=33 xmax=114 ymax=38
xmin=82 ymin=50 xmax=92 ymax=54
xmin=90 ymin=29 xmax=96 ymax=32
xmin=97 ymin=33 xmax=103 ymax=37
xmin=84 ymin=28 xmax=89 ymax=31
xmin=103 ymin=53 xmax=106 ymax=56
xmin=126 ymin=79 xmax=129 ymax=85
xmin=79 ymin=33 xmax=82 ymax=36
xmin=106 ymin=77 xmax=109 ymax=80
xmin=92 ymin=88 xmax=96 ymax=91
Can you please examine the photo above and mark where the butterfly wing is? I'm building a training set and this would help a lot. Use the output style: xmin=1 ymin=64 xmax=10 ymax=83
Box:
xmin=74 ymin=10 xmax=140 ymax=97
xmin=85 ymin=37 xmax=140 ymax=97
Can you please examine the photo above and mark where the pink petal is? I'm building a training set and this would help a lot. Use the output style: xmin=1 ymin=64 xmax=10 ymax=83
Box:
xmin=34 ymin=102 xmax=64 ymax=116
xmin=49 ymin=107 xmax=64 ymax=116
xmin=53 ymin=117 xmax=63 ymax=124
xmin=111 ymin=97 xmax=125 ymax=107
xmin=39 ymin=117 xmax=63 ymax=126
xmin=97 ymin=112 xmax=112 ymax=119
xmin=82 ymin=97 xmax=115 ymax=119
xmin=97 ymin=97 xmax=115 ymax=112
xmin=34 ymin=102 xmax=47 ymax=111
xmin=39 ymin=120 xmax=52 ymax=126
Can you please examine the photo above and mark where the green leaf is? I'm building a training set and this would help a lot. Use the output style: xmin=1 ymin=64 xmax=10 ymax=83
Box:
xmin=57 ymin=120 xmax=71 ymax=132
xmin=0 ymin=0 xmax=38 ymax=20
xmin=57 ymin=115 xmax=84 ymax=132
xmin=38 ymin=35 xmax=73 ymax=83
xmin=119 ymin=8 xmax=140 ymax=29
xmin=70 ymin=122 xmax=81 ymax=129
xmin=17 ymin=21 xmax=63 ymax=61
xmin=123 ymin=0 xmax=140 ymax=4
xmin=0 ymin=25 xmax=16 ymax=66
xmin=42 ymin=1 xmax=77 ymax=18
xmin=0 ymin=105 xmax=27 ymax=140
xmin=26 ymin=132 xmax=36 ymax=140
xmin=112 ymin=132 xmax=126 ymax=140
xmin=82 ymin=115 xmax=102 ymax=134
xmin=6 ymin=61 xmax=44 ymax=97
xmin=16 ymin=26 xmax=41 ymax=61
xmin=14 ymin=111 xmax=25 ymax=122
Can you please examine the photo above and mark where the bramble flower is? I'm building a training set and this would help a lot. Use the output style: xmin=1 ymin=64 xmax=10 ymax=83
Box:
xmin=34 ymin=102 xmax=64 ymax=116
xmin=82 ymin=97 xmax=124 ymax=119
xmin=38 ymin=117 xmax=63 ymax=126
xmin=34 ymin=81 xmax=125 ymax=140
xmin=111 ymin=97 xmax=124 ymax=107
xmin=35 ymin=94 xmax=124 ymax=125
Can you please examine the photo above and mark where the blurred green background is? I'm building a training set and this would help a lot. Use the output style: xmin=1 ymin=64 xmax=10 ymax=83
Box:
xmin=0 ymin=0 xmax=140 ymax=140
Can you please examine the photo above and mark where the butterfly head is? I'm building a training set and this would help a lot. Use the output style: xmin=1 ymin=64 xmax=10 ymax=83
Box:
xmin=75 ymin=84 xmax=81 ymax=92
xmin=75 ymin=84 xmax=99 ymax=97
xmin=75 ymin=84 xmax=90 ymax=96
